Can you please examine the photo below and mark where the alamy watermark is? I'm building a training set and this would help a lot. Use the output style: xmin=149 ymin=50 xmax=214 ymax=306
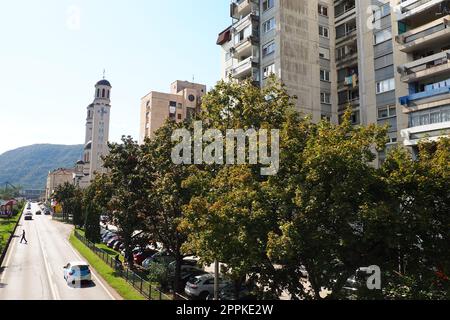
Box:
xmin=171 ymin=121 xmax=280 ymax=176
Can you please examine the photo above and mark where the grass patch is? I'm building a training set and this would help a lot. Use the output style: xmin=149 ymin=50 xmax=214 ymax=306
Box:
xmin=0 ymin=214 xmax=21 ymax=249
xmin=69 ymin=231 xmax=146 ymax=300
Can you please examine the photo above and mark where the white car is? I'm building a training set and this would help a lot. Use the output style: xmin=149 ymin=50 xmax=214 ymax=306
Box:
xmin=63 ymin=261 xmax=92 ymax=285
xmin=185 ymin=273 xmax=231 ymax=300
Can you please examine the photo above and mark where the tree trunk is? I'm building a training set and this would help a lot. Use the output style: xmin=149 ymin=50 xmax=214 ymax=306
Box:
xmin=173 ymin=251 xmax=183 ymax=297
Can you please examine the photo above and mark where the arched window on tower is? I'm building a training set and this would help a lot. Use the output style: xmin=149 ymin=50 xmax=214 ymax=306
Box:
xmin=107 ymin=90 xmax=110 ymax=99
xmin=102 ymin=89 xmax=106 ymax=98
xmin=97 ymin=89 xmax=100 ymax=97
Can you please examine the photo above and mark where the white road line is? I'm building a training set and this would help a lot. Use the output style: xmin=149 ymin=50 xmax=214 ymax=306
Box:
xmin=65 ymin=239 xmax=116 ymax=300
xmin=36 ymin=225 xmax=61 ymax=300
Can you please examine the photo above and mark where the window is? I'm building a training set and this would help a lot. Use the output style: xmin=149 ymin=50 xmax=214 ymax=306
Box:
xmin=320 ymin=92 xmax=331 ymax=104
xmin=377 ymin=105 xmax=397 ymax=119
xmin=319 ymin=47 xmax=330 ymax=60
xmin=376 ymin=78 xmax=395 ymax=94
xmin=263 ymin=17 xmax=276 ymax=33
xmin=263 ymin=64 xmax=276 ymax=78
xmin=262 ymin=41 xmax=275 ymax=57
xmin=318 ymin=4 xmax=328 ymax=17
xmin=102 ymin=89 xmax=105 ymax=98
xmin=320 ymin=69 xmax=330 ymax=82
xmin=374 ymin=27 xmax=392 ymax=44
xmin=263 ymin=0 xmax=274 ymax=12
xmin=177 ymin=114 xmax=182 ymax=120
xmin=319 ymin=25 xmax=329 ymax=38
xmin=225 ymin=51 xmax=232 ymax=61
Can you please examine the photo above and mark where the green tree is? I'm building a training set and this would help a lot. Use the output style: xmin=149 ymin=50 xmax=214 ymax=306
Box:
xmin=83 ymin=174 xmax=112 ymax=243
xmin=139 ymin=120 xmax=193 ymax=295
xmin=378 ymin=138 xmax=450 ymax=299
xmin=181 ymin=78 xmax=304 ymax=299
xmin=102 ymin=136 xmax=145 ymax=267
xmin=53 ymin=182 xmax=83 ymax=226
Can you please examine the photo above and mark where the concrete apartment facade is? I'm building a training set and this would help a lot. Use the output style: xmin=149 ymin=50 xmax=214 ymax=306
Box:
xmin=139 ymin=80 xmax=207 ymax=142
xmin=45 ymin=168 xmax=75 ymax=200
xmin=218 ymin=0 xmax=450 ymax=163
xmin=392 ymin=0 xmax=450 ymax=156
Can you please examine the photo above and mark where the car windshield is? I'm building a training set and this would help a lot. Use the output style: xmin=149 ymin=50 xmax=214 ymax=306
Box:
xmin=73 ymin=265 xmax=89 ymax=271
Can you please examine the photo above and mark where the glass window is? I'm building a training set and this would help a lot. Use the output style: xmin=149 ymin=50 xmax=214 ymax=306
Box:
xmin=263 ymin=18 xmax=276 ymax=33
xmin=263 ymin=0 xmax=274 ymax=12
xmin=262 ymin=41 xmax=275 ymax=57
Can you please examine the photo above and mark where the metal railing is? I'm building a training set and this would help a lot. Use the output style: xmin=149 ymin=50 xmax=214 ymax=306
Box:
xmin=74 ymin=230 xmax=171 ymax=300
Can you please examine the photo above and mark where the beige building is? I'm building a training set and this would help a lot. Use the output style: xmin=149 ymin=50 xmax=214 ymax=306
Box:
xmin=139 ymin=80 xmax=207 ymax=142
xmin=45 ymin=168 xmax=75 ymax=201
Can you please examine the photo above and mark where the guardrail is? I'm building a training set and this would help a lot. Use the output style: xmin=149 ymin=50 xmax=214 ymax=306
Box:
xmin=73 ymin=230 xmax=171 ymax=300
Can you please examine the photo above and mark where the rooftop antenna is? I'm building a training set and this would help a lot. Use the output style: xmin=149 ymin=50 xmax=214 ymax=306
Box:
xmin=192 ymin=74 xmax=195 ymax=83
xmin=103 ymin=69 xmax=106 ymax=79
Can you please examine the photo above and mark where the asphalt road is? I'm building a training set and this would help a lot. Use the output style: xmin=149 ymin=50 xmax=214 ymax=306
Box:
xmin=0 ymin=203 xmax=119 ymax=300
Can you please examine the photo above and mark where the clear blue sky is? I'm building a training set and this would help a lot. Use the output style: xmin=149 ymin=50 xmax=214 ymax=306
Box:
xmin=0 ymin=0 xmax=230 ymax=155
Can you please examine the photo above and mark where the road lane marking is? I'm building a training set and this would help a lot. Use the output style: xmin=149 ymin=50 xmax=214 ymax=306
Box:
xmin=36 ymin=225 xmax=61 ymax=300
xmin=65 ymin=239 xmax=116 ymax=300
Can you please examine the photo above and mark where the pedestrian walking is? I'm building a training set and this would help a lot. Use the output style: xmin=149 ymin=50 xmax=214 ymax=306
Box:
xmin=20 ymin=229 xmax=28 ymax=244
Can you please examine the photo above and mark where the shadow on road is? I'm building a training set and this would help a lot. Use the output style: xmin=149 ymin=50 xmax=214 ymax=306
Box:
xmin=67 ymin=281 xmax=97 ymax=289
xmin=0 ymin=283 xmax=7 ymax=288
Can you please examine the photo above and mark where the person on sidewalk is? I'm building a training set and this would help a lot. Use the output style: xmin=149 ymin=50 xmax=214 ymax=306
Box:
xmin=20 ymin=230 xmax=28 ymax=244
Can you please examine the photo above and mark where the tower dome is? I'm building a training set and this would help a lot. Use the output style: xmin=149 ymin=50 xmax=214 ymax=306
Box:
xmin=96 ymin=79 xmax=111 ymax=87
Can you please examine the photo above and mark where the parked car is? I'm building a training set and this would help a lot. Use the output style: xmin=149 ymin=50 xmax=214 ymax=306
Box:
xmin=134 ymin=249 xmax=158 ymax=265
xmin=185 ymin=274 xmax=231 ymax=300
xmin=63 ymin=261 xmax=91 ymax=285
xmin=113 ymin=241 xmax=123 ymax=251
xmin=141 ymin=251 xmax=175 ymax=268
xmin=107 ymin=238 xmax=119 ymax=248
xmin=209 ymin=283 xmax=257 ymax=300
xmin=35 ymin=210 xmax=42 ymax=215
xmin=24 ymin=212 xmax=33 ymax=221
xmin=44 ymin=209 xmax=51 ymax=215
xmin=175 ymin=270 xmax=209 ymax=291
xmin=102 ymin=233 xmax=117 ymax=244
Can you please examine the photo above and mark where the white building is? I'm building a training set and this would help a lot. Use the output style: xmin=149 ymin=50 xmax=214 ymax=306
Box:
xmin=78 ymin=79 xmax=112 ymax=188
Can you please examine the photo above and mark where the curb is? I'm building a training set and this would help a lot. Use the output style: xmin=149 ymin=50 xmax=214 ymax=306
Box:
xmin=0 ymin=209 xmax=23 ymax=267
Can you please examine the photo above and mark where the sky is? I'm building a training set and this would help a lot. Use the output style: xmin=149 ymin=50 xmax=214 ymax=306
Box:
xmin=0 ymin=0 xmax=230 ymax=155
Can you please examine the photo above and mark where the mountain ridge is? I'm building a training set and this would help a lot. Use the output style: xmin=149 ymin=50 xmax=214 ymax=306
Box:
xmin=0 ymin=144 xmax=83 ymax=189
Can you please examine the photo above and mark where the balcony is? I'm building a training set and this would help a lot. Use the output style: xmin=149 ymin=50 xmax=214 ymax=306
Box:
xmin=396 ymin=15 xmax=450 ymax=52
xmin=401 ymin=121 xmax=450 ymax=146
xmin=232 ymin=12 xmax=259 ymax=34
xmin=399 ymin=78 xmax=450 ymax=106
xmin=398 ymin=50 xmax=450 ymax=82
xmin=396 ymin=0 xmax=447 ymax=21
xmin=232 ymin=35 xmax=259 ymax=59
xmin=231 ymin=0 xmax=258 ymax=20
xmin=232 ymin=56 xmax=258 ymax=79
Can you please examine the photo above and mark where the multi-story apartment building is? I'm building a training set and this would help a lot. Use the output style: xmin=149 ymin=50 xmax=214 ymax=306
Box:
xmin=139 ymin=80 xmax=207 ymax=142
xmin=218 ymin=0 xmax=450 ymax=162
xmin=45 ymin=168 xmax=75 ymax=200
xmin=217 ymin=0 xmax=338 ymax=123
xmin=392 ymin=0 xmax=450 ymax=156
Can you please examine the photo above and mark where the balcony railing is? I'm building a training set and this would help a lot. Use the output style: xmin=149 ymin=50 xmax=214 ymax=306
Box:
xmin=399 ymin=78 xmax=450 ymax=106
xmin=398 ymin=50 xmax=450 ymax=82
xmin=396 ymin=15 xmax=450 ymax=52
xmin=396 ymin=0 xmax=446 ymax=21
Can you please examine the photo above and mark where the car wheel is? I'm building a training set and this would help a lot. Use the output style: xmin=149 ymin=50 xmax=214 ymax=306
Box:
xmin=199 ymin=292 xmax=209 ymax=300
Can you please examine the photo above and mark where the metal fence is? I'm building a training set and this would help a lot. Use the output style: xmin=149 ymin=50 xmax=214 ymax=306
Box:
xmin=74 ymin=230 xmax=171 ymax=300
